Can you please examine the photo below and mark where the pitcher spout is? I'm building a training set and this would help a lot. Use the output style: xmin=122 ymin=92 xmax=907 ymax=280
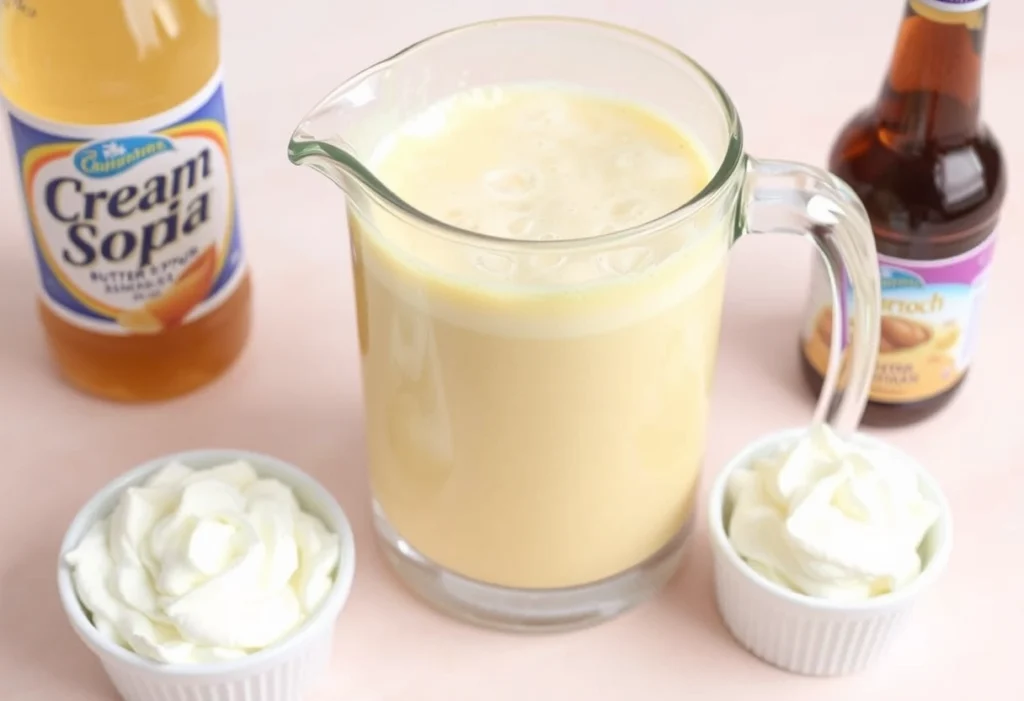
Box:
xmin=286 ymin=69 xmax=401 ymax=203
xmin=287 ymin=126 xmax=362 ymax=194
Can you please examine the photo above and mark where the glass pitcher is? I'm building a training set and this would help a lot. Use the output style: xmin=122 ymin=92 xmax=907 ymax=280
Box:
xmin=288 ymin=17 xmax=881 ymax=632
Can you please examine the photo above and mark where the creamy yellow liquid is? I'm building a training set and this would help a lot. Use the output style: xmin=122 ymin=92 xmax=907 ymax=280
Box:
xmin=353 ymin=86 xmax=729 ymax=589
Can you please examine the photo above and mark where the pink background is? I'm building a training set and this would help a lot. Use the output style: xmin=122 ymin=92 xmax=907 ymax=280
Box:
xmin=1 ymin=0 xmax=1021 ymax=698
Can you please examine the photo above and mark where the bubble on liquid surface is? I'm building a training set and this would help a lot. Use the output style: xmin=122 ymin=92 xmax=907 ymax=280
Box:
xmin=483 ymin=167 xmax=542 ymax=200
xmin=597 ymin=247 xmax=655 ymax=275
xmin=608 ymin=198 xmax=654 ymax=228
xmin=473 ymin=253 xmax=517 ymax=278
xmin=443 ymin=208 xmax=481 ymax=232
xmin=504 ymin=215 xmax=537 ymax=239
xmin=526 ymin=252 xmax=568 ymax=275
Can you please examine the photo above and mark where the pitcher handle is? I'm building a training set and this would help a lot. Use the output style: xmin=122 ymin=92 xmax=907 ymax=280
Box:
xmin=740 ymin=157 xmax=881 ymax=434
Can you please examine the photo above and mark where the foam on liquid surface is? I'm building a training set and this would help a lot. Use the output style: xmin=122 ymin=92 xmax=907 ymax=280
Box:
xmin=370 ymin=85 xmax=712 ymax=242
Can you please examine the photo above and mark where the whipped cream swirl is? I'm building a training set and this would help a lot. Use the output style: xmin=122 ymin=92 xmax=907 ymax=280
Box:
xmin=65 ymin=460 xmax=340 ymax=663
xmin=727 ymin=425 xmax=940 ymax=601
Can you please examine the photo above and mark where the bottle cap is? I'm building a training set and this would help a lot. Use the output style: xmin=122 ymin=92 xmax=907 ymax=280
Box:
xmin=916 ymin=0 xmax=990 ymax=12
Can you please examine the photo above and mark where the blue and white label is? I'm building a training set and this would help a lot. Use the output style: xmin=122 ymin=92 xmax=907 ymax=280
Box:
xmin=3 ymin=70 xmax=246 ymax=335
xmin=72 ymin=135 xmax=176 ymax=179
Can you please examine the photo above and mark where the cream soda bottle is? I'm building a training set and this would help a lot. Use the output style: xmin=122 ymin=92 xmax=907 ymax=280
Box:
xmin=0 ymin=0 xmax=251 ymax=401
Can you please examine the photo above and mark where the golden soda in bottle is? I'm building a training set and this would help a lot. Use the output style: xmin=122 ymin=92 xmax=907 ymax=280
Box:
xmin=0 ymin=0 xmax=252 ymax=401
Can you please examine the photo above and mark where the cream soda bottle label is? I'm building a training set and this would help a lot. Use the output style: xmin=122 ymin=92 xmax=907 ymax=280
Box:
xmin=4 ymin=69 xmax=245 ymax=335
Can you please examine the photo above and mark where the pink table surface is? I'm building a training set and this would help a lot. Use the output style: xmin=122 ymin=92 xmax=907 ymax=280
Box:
xmin=1 ymin=1 xmax=1021 ymax=699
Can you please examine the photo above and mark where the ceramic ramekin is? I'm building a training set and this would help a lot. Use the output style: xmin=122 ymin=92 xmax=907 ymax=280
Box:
xmin=57 ymin=449 xmax=357 ymax=701
xmin=708 ymin=427 xmax=953 ymax=677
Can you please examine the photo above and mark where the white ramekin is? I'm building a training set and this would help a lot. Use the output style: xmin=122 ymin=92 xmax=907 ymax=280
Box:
xmin=57 ymin=449 xmax=357 ymax=701
xmin=708 ymin=427 xmax=953 ymax=677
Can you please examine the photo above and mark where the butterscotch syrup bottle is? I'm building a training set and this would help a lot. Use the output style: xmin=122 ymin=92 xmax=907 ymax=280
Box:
xmin=800 ymin=0 xmax=1006 ymax=427
xmin=0 ymin=0 xmax=251 ymax=402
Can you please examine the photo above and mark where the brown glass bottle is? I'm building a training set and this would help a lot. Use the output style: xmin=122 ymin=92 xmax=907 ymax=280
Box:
xmin=800 ymin=0 xmax=1006 ymax=427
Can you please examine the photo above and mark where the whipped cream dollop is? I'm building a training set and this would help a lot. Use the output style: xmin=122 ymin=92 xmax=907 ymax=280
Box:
xmin=65 ymin=460 xmax=341 ymax=663
xmin=727 ymin=425 xmax=940 ymax=601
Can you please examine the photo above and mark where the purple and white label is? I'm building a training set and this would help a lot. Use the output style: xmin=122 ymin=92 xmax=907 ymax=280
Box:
xmin=801 ymin=233 xmax=998 ymax=403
